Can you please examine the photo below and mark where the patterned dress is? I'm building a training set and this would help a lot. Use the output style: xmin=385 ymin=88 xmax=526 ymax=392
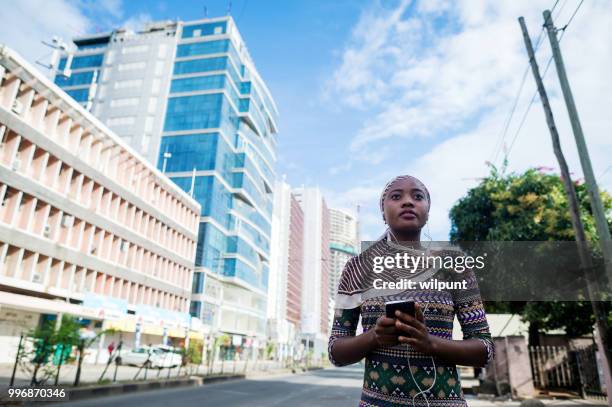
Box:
xmin=328 ymin=239 xmax=495 ymax=407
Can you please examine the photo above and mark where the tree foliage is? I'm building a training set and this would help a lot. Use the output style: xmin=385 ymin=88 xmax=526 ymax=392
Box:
xmin=450 ymin=167 xmax=611 ymax=243
xmin=449 ymin=166 xmax=612 ymax=340
xmin=19 ymin=315 xmax=83 ymax=385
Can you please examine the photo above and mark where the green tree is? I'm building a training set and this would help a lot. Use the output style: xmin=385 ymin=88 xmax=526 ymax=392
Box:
xmin=20 ymin=315 xmax=83 ymax=385
xmin=181 ymin=340 xmax=203 ymax=372
xmin=265 ymin=341 xmax=276 ymax=360
xmin=449 ymin=166 xmax=612 ymax=344
xmin=26 ymin=319 xmax=56 ymax=385
xmin=52 ymin=316 xmax=81 ymax=384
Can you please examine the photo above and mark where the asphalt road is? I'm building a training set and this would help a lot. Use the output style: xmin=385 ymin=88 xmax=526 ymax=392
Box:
xmin=52 ymin=365 xmax=365 ymax=407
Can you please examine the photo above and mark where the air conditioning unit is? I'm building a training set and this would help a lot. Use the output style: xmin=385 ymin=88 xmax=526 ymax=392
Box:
xmin=43 ymin=224 xmax=51 ymax=238
xmin=61 ymin=214 xmax=74 ymax=227
xmin=120 ymin=241 xmax=129 ymax=252
xmin=11 ymin=159 xmax=21 ymax=171
xmin=11 ymin=99 xmax=24 ymax=115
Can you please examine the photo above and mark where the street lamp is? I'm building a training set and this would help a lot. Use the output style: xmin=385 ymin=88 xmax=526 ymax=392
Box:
xmin=162 ymin=151 xmax=172 ymax=173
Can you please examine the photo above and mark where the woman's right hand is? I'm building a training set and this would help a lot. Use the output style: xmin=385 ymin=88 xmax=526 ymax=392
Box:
xmin=370 ymin=316 xmax=400 ymax=348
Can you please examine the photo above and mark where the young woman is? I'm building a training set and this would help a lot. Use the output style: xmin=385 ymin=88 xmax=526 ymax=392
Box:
xmin=328 ymin=175 xmax=495 ymax=407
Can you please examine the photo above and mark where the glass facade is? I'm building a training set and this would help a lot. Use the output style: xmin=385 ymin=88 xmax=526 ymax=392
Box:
xmin=54 ymin=71 xmax=98 ymax=87
xmin=192 ymin=272 xmax=205 ymax=293
xmin=54 ymin=46 xmax=106 ymax=110
xmin=58 ymin=54 xmax=104 ymax=70
xmin=160 ymin=19 xmax=278 ymax=312
xmin=177 ymin=39 xmax=231 ymax=58
xmin=181 ymin=21 xmax=227 ymax=38
xmin=170 ymin=74 xmax=225 ymax=93
xmin=64 ymin=88 xmax=89 ymax=102
xmin=52 ymin=17 xmax=279 ymax=336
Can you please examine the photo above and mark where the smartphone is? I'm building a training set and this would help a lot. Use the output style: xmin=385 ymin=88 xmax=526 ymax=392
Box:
xmin=385 ymin=300 xmax=416 ymax=319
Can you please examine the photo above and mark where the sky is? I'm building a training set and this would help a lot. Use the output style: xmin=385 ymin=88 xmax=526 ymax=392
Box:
xmin=1 ymin=0 xmax=611 ymax=241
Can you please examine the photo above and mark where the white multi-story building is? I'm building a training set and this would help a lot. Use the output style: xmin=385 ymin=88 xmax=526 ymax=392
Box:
xmin=53 ymin=23 xmax=178 ymax=165
xmin=292 ymin=187 xmax=330 ymax=361
xmin=0 ymin=45 xmax=201 ymax=363
xmin=328 ymin=207 xmax=359 ymax=327
xmin=268 ymin=180 xmax=305 ymax=361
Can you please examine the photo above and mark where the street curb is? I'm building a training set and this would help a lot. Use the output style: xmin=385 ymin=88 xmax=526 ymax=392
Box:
xmin=66 ymin=376 xmax=203 ymax=401
xmin=200 ymin=374 xmax=245 ymax=383
xmin=12 ymin=367 xmax=330 ymax=404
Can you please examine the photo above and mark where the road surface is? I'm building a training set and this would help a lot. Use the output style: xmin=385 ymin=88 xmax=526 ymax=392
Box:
xmin=54 ymin=365 xmax=365 ymax=407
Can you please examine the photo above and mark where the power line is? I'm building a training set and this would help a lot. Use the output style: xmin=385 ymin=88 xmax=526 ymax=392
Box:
xmin=504 ymin=0 xmax=585 ymax=161
xmin=554 ymin=0 xmax=570 ymax=20
xmin=599 ymin=165 xmax=612 ymax=179
xmin=506 ymin=56 xmax=554 ymax=155
xmin=489 ymin=27 xmax=545 ymax=167
xmin=489 ymin=0 xmax=560 ymax=167
xmin=490 ymin=66 xmax=527 ymax=166
xmin=562 ymin=0 xmax=584 ymax=30
xmin=237 ymin=0 xmax=249 ymax=22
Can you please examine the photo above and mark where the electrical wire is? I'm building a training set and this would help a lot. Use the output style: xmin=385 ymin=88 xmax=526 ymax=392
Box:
xmin=562 ymin=0 xmax=584 ymax=30
xmin=504 ymin=0 xmax=585 ymax=161
xmin=489 ymin=0 xmax=560 ymax=166
xmin=237 ymin=0 xmax=249 ymax=22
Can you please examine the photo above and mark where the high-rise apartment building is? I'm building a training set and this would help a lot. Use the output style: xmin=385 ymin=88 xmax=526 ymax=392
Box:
xmin=268 ymin=180 xmax=303 ymax=360
xmin=328 ymin=207 xmax=359 ymax=327
xmin=292 ymin=187 xmax=330 ymax=361
xmin=0 ymin=45 xmax=201 ymax=362
xmin=53 ymin=16 xmax=279 ymax=350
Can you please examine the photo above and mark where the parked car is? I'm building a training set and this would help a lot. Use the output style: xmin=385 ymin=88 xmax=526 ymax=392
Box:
xmin=153 ymin=345 xmax=183 ymax=368
xmin=116 ymin=345 xmax=182 ymax=368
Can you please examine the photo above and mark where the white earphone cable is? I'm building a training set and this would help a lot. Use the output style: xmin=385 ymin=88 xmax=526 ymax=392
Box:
xmin=407 ymin=302 xmax=436 ymax=407
xmin=386 ymin=230 xmax=437 ymax=407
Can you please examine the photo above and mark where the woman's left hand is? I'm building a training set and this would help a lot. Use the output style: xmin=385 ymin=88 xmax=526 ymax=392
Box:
xmin=394 ymin=303 xmax=435 ymax=355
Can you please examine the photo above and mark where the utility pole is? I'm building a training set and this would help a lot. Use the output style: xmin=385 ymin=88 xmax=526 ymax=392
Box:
xmin=543 ymin=9 xmax=612 ymax=291
xmin=519 ymin=15 xmax=612 ymax=388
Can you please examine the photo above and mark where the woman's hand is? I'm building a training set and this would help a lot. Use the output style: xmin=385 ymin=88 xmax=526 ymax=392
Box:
xmin=394 ymin=303 xmax=435 ymax=355
xmin=370 ymin=315 xmax=400 ymax=348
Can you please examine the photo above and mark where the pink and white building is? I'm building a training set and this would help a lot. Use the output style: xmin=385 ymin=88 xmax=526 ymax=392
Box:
xmin=0 ymin=45 xmax=201 ymax=362
xmin=268 ymin=180 xmax=304 ymax=361
xmin=292 ymin=186 xmax=330 ymax=362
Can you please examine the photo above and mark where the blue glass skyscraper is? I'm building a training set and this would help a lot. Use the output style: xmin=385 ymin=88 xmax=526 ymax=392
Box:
xmin=161 ymin=17 xmax=278 ymax=346
xmin=53 ymin=16 xmax=279 ymax=348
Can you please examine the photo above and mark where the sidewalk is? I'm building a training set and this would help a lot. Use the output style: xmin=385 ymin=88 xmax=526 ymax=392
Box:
xmin=0 ymin=361 xmax=326 ymax=404
xmin=0 ymin=359 xmax=300 ymax=389
xmin=1 ymin=362 xmax=605 ymax=406
xmin=465 ymin=398 xmax=608 ymax=407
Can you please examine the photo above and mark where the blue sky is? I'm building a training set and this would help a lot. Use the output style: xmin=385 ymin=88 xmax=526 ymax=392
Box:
xmin=2 ymin=0 xmax=611 ymax=241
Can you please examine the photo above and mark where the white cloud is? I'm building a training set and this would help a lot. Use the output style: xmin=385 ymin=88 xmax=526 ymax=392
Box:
xmin=325 ymin=0 xmax=413 ymax=109
xmin=121 ymin=13 xmax=153 ymax=33
xmin=96 ymin=0 xmax=124 ymax=19
xmin=326 ymin=0 xmax=612 ymax=240
xmin=329 ymin=161 xmax=352 ymax=175
xmin=0 ymin=0 xmax=148 ymax=73
xmin=0 ymin=0 xmax=91 ymax=72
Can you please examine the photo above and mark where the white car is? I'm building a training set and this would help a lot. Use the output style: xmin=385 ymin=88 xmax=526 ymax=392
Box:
xmin=117 ymin=346 xmax=182 ymax=368
xmin=153 ymin=345 xmax=183 ymax=368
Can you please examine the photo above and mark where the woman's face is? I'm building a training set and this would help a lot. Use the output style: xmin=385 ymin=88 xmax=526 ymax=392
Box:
xmin=383 ymin=177 xmax=429 ymax=235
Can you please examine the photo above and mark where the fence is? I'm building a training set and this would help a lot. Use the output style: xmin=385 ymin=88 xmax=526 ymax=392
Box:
xmin=528 ymin=344 xmax=605 ymax=398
